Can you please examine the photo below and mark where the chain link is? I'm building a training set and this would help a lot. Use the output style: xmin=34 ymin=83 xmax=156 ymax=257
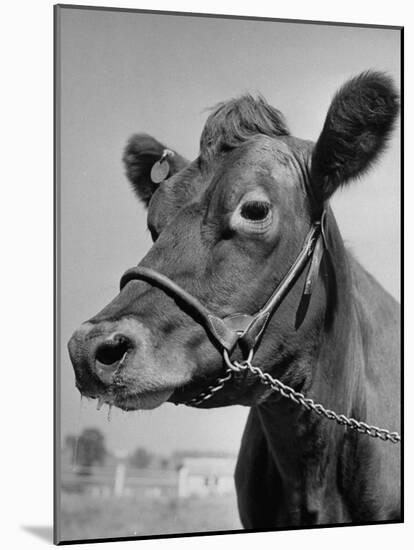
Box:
xmin=184 ymin=369 xmax=234 ymax=406
xmin=185 ymin=352 xmax=400 ymax=444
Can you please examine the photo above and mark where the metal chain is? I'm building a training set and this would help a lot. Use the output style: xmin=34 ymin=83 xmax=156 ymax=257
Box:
xmin=185 ymin=352 xmax=401 ymax=444
xmin=184 ymin=370 xmax=234 ymax=406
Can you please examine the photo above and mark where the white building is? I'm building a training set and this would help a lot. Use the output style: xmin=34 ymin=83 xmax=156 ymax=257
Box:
xmin=177 ymin=456 xmax=236 ymax=498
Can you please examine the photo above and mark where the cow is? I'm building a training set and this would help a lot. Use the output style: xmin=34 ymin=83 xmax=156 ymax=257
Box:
xmin=68 ymin=71 xmax=401 ymax=527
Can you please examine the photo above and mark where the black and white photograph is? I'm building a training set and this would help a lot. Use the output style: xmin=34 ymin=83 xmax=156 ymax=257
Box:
xmin=55 ymin=4 xmax=402 ymax=545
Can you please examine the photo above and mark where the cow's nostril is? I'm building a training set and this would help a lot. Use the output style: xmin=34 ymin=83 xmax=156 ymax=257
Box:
xmin=95 ymin=335 xmax=130 ymax=366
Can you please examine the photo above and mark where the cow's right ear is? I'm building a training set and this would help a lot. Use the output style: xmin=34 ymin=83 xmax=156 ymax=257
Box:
xmin=123 ymin=134 xmax=188 ymax=207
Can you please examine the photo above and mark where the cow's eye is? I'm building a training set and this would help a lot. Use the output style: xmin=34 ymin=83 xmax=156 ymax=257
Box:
xmin=230 ymin=192 xmax=274 ymax=235
xmin=240 ymin=201 xmax=271 ymax=221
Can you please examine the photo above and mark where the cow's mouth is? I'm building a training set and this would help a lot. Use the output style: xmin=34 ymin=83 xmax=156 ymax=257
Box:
xmin=80 ymin=386 xmax=175 ymax=412
xmin=77 ymin=365 xmax=224 ymax=412
xmin=110 ymin=388 xmax=174 ymax=411
xmin=73 ymin=342 xmax=225 ymax=411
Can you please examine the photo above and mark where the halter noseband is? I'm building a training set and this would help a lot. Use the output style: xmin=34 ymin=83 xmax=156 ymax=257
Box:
xmin=120 ymin=211 xmax=327 ymax=357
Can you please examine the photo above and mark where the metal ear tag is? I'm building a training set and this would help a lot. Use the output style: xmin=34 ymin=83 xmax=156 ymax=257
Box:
xmin=150 ymin=149 xmax=175 ymax=184
xmin=151 ymin=160 xmax=170 ymax=183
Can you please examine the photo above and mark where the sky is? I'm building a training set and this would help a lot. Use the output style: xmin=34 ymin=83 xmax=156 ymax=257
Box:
xmin=58 ymin=7 xmax=400 ymax=456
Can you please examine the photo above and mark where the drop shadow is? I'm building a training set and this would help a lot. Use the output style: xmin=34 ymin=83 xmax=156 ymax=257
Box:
xmin=22 ymin=525 xmax=54 ymax=543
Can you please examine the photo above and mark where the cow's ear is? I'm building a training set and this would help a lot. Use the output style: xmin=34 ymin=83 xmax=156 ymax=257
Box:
xmin=310 ymin=71 xmax=399 ymax=202
xmin=123 ymin=134 xmax=189 ymax=206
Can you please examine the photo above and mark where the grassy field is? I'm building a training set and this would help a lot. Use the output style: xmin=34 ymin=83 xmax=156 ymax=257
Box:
xmin=59 ymin=492 xmax=242 ymax=542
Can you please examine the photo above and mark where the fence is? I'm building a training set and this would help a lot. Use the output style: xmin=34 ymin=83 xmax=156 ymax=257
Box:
xmin=61 ymin=465 xmax=178 ymax=498
xmin=61 ymin=457 xmax=237 ymax=499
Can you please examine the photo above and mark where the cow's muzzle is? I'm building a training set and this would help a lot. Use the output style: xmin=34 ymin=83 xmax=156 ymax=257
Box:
xmin=68 ymin=321 xmax=138 ymax=390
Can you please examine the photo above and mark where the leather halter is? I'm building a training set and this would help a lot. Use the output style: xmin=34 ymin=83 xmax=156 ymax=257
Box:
xmin=119 ymin=211 xmax=327 ymax=357
xmin=117 ymin=212 xmax=402 ymax=444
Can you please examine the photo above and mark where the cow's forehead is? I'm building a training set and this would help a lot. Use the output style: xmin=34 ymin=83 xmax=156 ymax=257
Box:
xmin=209 ymin=135 xmax=313 ymax=177
xmin=223 ymin=137 xmax=293 ymax=172
xmin=148 ymin=135 xmax=313 ymax=232
xmin=206 ymin=135 xmax=314 ymax=197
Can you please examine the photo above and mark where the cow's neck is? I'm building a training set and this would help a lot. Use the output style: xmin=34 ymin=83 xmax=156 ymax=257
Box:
xmin=256 ymin=214 xmax=367 ymax=523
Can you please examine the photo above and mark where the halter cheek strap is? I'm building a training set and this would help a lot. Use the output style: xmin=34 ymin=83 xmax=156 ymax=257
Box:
xmin=119 ymin=212 xmax=327 ymax=355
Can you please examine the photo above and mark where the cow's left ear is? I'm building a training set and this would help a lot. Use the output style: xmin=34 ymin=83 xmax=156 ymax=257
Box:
xmin=310 ymin=71 xmax=399 ymax=202
xmin=123 ymin=134 xmax=189 ymax=207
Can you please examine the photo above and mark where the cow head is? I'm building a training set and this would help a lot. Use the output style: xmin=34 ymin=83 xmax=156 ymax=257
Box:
xmin=68 ymin=72 xmax=398 ymax=411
